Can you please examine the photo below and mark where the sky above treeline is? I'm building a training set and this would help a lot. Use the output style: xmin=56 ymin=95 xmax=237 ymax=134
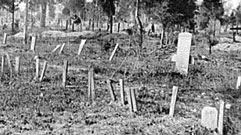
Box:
xmin=18 ymin=0 xmax=241 ymax=15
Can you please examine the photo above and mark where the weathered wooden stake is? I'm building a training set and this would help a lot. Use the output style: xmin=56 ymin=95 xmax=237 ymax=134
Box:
xmin=30 ymin=36 xmax=36 ymax=52
xmin=90 ymin=68 xmax=95 ymax=102
xmin=78 ymin=39 xmax=87 ymax=55
xmin=107 ymin=79 xmax=116 ymax=101
xmin=39 ymin=61 xmax=48 ymax=82
xmin=3 ymin=33 xmax=7 ymax=44
xmin=51 ymin=44 xmax=61 ymax=53
xmin=130 ymin=88 xmax=138 ymax=112
xmin=236 ymin=76 xmax=241 ymax=89
xmin=169 ymin=86 xmax=178 ymax=117
xmin=218 ymin=100 xmax=225 ymax=135
xmin=109 ymin=43 xmax=120 ymax=61
xmin=5 ymin=53 xmax=13 ymax=78
xmin=15 ymin=56 xmax=20 ymax=74
xmin=88 ymin=67 xmax=95 ymax=102
xmin=1 ymin=55 xmax=5 ymax=73
xmin=59 ymin=43 xmax=66 ymax=54
xmin=35 ymin=57 xmax=40 ymax=79
xmin=62 ymin=60 xmax=68 ymax=87
xmin=119 ymin=79 xmax=125 ymax=105
xmin=88 ymin=68 xmax=92 ymax=101
xmin=127 ymin=88 xmax=133 ymax=113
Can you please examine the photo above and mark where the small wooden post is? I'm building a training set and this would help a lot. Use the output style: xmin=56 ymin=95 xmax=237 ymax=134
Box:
xmin=169 ymin=86 xmax=178 ymax=117
xmin=109 ymin=43 xmax=120 ymax=61
xmin=90 ymin=68 xmax=95 ymax=102
xmin=88 ymin=68 xmax=92 ymax=101
xmin=1 ymin=55 xmax=5 ymax=73
xmin=236 ymin=76 xmax=241 ymax=89
xmin=127 ymin=88 xmax=133 ymax=113
xmin=51 ymin=44 xmax=61 ymax=53
xmin=59 ymin=43 xmax=66 ymax=54
xmin=3 ymin=33 xmax=7 ymax=44
xmin=15 ymin=56 xmax=20 ymax=74
xmin=119 ymin=79 xmax=125 ymax=105
xmin=130 ymin=88 xmax=137 ymax=112
xmin=78 ymin=39 xmax=87 ymax=55
xmin=88 ymin=67 xmax=95 ymax=102
xmin=30 ymin=36 xmax=36 ymax=52
xmin=218 ymin=100 xmax=225 ymax=135
xmin=5 ymin=53 xmax=13 ymax=78
xmin=62 ymin=60 xmax=68 ymax=87
xmin=35 ymin=57 xmax=40 ymax=79
xmin=39 ymin=61 xmax=47 ymax=82
xmin=107 ymin=79 xmax=116 ymax=101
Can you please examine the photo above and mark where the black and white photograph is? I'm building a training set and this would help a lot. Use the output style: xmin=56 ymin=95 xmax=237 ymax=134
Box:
xmin=0 ymin=0 xmax=240 ymax=134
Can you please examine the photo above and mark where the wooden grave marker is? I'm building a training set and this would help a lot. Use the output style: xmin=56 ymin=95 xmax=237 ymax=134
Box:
xmin=175 ymin=32 xmax=192 ymax=75
xmin=169 ymin=86 xmax=178 ymax=117
xmin=119 ymin=79 xmax=125 ymax=105
xmin=201 ymin=106 xmax=218 ymax=130
xmin=218 ymin=100 xmax=225 ymax=135
xmin=107 ymin=79 xmax=116 ymax=102
xmin=130 ymin=88 xmax=137 ymax=112
xmin=236 ymin=76 xmax=241 ymax=90
xmin=35 ymin=57 xmax=40 ymax=79
xmin=59 ymin=43 xmax=66 ymax=54
xmin=15 ymin=56 xmax=20 ymax=74
xmin=5 ymin=53 xmax=13 ymax=78
xmin=88 ymin=67 xmax=95 ymax=102
xmin=30 ymin=36 xmax=37 ymax=52
xmin=62 ymin=60 xmax=68 ymax=87
xmin=78 ymin=39 xmax=87 ymax=55
xmin=1 ymin=55 xmax=5 ymax=73
xmin=127 ymin=88 xmax=133 ymax=113
xmin=3 ymin=33 xmax=7 ymax=44
xmin=51 ymin=44 xmax=61 ymax=53
xmin=39 ymin=61 xmax=48 ymax=82
xmin=109 ymin=43 xmax=120 ymax=61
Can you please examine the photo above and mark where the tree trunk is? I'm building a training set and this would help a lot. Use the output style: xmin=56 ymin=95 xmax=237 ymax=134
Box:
xmin=23 ymin=0 xmax=29 ymax=44
xmin=65 ymin=20 xmax=68 ymax=30
xmin=135 ymin=0 xmax=143 ymax=48
xmin=117 ymin=22 xmax=120 ymax=32
xmin=11 ymin=0 xmax=15 ymax=32
xmin=40 ymin=2 xmax=47 ymax=28
xmin=109 ymin=15 xmax=113 ymax=33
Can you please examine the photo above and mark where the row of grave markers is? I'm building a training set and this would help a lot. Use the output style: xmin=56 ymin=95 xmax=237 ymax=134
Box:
xmin=1 ymin=55 xmax=238 ymax=135
xmin=2 ymin=32 xmax=193 ymax=74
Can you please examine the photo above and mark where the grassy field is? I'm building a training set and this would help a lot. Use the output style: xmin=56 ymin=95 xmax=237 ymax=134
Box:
xmin=0 ymin=30 xmax=240 ymax=135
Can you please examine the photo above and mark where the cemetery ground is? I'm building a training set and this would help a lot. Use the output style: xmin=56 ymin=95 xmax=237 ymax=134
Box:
xmin=0 ymin=30 xmax=241 ymax=135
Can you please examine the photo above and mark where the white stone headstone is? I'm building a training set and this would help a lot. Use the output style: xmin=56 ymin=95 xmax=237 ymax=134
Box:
xmin=201 ymin=106 xmax=218 ymax=130
xmin=175 ymin=32 xmax=192 ymax=75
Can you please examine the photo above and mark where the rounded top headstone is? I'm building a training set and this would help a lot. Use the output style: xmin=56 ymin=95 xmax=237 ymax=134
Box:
xmin=201 ymin=106 xmax=218 ymax=130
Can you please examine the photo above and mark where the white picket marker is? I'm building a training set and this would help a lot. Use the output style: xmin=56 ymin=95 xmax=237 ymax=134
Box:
xmin=169 ymin=86 xmax=178 ymax=117
xmin=3 ymin=33 xmax=7 ymax=44
xmin=15 ymin=56 xmax=20 ymax=74
xmin=78 ymin=39 xmax=87 ymax=55
xmin=30 ymin=36 xmax=37 ymax=52
xmin=109 ymin=43 xmax=120 ymax=61
xmin=119 ymin=79 xmax=125 ymax=106
xmin=1 ymin=55 xmax=5 ymax=73
xmin=35 ymin=57 xmax=40 ymax=79
xmin=236 ymin=76 xmax=241 ymax=89
xmin=218 ymin=100 xmax=225 ymax=135
xmin=39 ymin=61 xmax=48 ymax=82
xmin=51 ymin=44 xmax=61 ymax=53
xmin=59 ymin=43 xmax=66 ymax=54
